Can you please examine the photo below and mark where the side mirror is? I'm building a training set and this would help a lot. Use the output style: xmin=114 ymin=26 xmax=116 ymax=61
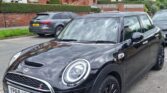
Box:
xmin=132 ymin=32 xmax=144 ymax=43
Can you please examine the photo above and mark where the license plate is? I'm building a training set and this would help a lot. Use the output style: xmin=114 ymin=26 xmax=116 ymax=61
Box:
xmin=8 ymin=86 xmax=30 ymax=93
xmin=32 ymin=23 xmax=39 ymax=27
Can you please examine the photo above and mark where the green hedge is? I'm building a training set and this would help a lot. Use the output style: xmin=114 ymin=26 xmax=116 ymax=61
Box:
xmin=0 ymin=3 xmax=100 ymax=13
xmin=49 ymin=0 xmax=60 ymax=4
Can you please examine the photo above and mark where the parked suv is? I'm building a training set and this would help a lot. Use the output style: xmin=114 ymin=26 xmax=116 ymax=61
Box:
xmin=153 ymin=10 xmax=167 ymax=43
xmin=29 ymin=12 xmax=78 ymax=36
xmin=3 ymin=12 xmax=164 ymax=93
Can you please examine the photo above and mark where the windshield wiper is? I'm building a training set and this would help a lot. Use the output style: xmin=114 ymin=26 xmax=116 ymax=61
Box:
xmin=78 ymin=40 xmax=116 ymax=43
xmin=94 ymin=40 xmax=116 ymax=43
xmin=57 ymin=39 xmax=77 ymax=42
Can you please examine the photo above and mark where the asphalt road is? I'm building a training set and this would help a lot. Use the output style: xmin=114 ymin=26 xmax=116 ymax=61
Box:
xmin=0 ymin=36 xmax=167 ymax=93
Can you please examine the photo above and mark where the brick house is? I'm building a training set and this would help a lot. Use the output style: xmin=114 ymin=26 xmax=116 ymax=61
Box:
xmin=60 ymin=0 xmax=97 ymax=6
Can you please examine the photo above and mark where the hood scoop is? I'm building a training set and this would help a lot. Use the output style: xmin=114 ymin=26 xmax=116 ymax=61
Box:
xmin=24 ymin=60 xmax=43 ymax=67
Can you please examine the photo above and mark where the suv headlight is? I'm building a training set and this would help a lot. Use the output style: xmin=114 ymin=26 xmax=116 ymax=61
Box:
xmin=9 ymin=52 xmax=22 ymax=66
xmin=62 ymin=59 xmax=91 ymax=86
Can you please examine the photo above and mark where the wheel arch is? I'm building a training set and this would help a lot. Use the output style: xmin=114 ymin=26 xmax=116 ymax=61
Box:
xmin=91 ymin=62 xmax=123 ymax=92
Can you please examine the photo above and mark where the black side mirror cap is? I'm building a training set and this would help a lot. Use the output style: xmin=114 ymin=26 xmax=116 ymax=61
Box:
xmin=132 ymin=32 xmax=144 ymax=43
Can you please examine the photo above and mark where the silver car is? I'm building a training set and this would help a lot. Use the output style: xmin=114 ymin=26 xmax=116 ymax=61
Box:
xmin=29 ymin=12 xmax=78 ymax=36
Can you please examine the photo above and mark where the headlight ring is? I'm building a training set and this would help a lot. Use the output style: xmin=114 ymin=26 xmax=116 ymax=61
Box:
xmin=62 ymin=59 xmax=91 ymax=86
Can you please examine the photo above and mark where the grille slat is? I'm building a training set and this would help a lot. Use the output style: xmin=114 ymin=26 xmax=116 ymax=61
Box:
xmin=5 ymin=73 xmax=50 ymax=92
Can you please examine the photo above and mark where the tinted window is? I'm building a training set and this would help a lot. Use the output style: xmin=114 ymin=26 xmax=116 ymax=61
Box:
xmin=35 ymin=14 xmax=49 ymax=20
xmin=140 ymin=15 xmax=153 ymax=32
xmin=52 ymin=14 xmax=61 ymax=19
xmin=124 ymin=16 xmax=141 ymax=40
xmin=61 ymin=14 xmax=70 ymax=19
xmin=58 ymin=18 xmax=119 ymax=42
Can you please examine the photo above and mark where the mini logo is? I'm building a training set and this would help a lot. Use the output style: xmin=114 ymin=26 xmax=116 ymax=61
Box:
xmin=23 ymin=68 xmax=29 ymax=73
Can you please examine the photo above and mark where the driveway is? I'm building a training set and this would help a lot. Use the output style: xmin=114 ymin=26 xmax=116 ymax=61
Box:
xmin=0 ymin=36 xmax=166 ymax=93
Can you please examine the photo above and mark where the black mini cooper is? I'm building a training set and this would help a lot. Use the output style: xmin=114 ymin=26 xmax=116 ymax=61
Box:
xmin=3 ymin=12 xmax=165 ymax=93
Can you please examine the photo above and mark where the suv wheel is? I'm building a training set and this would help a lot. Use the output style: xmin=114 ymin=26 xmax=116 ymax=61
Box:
xmin=153 ymin=46 xmax=165 ymax=70
xmin=91 ymin=76 xmax=120 ymax=93
xmin=55 ymin=26 xmax=64 ymax=36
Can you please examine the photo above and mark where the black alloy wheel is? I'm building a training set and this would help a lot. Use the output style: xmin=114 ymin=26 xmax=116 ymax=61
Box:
xmin=153 ymin=46 xmax=165 ymax=70
xmin=91 ymin=76 xmax=120 ymax=93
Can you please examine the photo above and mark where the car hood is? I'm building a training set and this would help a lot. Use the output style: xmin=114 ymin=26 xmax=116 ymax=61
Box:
xmin=153 ymin=20 xmax=167 ymax=30
xmin=12 ymin=40 xmax=117 ymax=89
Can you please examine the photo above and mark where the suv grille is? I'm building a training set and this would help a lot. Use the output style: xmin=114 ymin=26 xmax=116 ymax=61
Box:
xmin=5 ymin=72 xmax=51 ymax=92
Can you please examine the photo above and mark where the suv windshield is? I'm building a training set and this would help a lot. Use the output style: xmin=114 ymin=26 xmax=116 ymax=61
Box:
xmin=153 ymin=12 xmax=167 ymax=21
xmin=57 ymin=18 xmax=119 ymax=43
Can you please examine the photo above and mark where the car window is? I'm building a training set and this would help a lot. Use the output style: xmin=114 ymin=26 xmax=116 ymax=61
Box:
xmin=140 ymin=15 xmax=153 ymax=32
xmin=35 ymin=14 xmax=49 ymax=20
xmin=52 ymin=14 xmax=61 ymax=19
xmin=61 ymin=14 xmax=71 ymax=19
xmin=124 ymin=16 xmax=142 ymax=40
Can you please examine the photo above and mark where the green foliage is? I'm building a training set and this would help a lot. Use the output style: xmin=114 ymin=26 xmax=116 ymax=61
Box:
xmin=49 ymin=0 xmax=60 ymax=4
xmin=0 ymin=3 xmax=100 ymax=13
xmin=0 ymin=28 xmax=33 ymax=39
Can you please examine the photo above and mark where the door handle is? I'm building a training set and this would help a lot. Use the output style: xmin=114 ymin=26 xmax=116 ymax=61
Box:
xmin=155 ymin=34 xmax=159 ymax=37
xmin=142 ymin=40 xmax=148 ymax=45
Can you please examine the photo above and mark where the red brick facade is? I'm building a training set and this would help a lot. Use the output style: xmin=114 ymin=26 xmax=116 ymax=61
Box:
xmin=60 ymin=0 xmax=97 ymax=6
xmin=0 ymin=13 xmax=36 ymax=28
xmin=38 ymin=0 xmax=49 ymax=4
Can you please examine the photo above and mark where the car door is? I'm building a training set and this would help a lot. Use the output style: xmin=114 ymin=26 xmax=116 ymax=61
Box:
xmin=122 ymin=16 xmax=151 ymax=87
xmin=139 ymin=14 xmax=161 ymax=66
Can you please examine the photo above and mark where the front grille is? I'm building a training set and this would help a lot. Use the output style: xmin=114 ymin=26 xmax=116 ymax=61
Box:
xmin=5 ymin=72 xmax=52 ymax=92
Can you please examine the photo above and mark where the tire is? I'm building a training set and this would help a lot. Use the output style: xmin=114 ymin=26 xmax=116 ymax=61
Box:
xmin=91 ymin=76 xmax=121 ymax=93
xmin=55 ymin=26 xmax=64 ymax=36
xmin=37 ymin=34 xmax=45 ymax=37
xmin=152 ymin=46 xmax=165 ymax=70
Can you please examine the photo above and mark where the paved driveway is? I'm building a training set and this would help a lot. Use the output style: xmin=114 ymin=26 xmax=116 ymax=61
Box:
xmin=0 ymin=36 xmax=166 ymax=93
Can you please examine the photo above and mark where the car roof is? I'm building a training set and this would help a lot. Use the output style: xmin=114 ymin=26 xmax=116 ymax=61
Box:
xmin=77 ymin=12 xmax=147 ymax=18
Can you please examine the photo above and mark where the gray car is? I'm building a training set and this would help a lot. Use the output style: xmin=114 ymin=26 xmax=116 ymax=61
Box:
xmin=29 ymin=12 xmax=78 ymax=36
xmin=153 ymin=10 xmax=167 ymax=43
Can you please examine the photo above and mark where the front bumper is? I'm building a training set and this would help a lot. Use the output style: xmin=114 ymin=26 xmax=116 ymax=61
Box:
xmin=3 ymin=72 xmax=91 ymax=93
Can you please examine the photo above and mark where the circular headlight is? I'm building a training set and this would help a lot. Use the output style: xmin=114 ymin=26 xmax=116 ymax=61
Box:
xmin=9 ymin=52 xmax=22 ymax=67
xmin=62 ymin=59 xmax=91 ymax=85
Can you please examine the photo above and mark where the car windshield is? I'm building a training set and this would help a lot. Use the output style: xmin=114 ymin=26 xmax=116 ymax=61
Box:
xmin=153 ymin=12 xmax=167 ymax=21
xmin=57 ymin=18 xmax=119 ymax=43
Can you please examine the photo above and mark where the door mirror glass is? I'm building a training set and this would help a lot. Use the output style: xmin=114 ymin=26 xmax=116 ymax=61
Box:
xmin=132 ymin=32 xmax=144 ymax=42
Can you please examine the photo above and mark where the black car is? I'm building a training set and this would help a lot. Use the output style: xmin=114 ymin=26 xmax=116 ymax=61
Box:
xmin=29 ymin=12 xmax=78 ymax=36
xmin=153 ymin=10 xmax=167 ymax=43
xmin=3 ymin=12 xmax=164 ymax=93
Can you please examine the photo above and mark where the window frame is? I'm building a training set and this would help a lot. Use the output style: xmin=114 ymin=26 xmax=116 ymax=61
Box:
xmin=122 ymin=15 xmax=143 ymax=41
xmin=139 ymin=14 xmax=154 ymax=33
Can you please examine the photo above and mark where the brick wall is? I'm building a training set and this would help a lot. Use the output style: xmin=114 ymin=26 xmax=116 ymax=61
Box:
xmin=60 ymin=0 xmax=96 ymax=6
xmin=0 ymin=12 xmax=89 ymax=28
xmin=0 ymin=13 xmax=36 ymax=28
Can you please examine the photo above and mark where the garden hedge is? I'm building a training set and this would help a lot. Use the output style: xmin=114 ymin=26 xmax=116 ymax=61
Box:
xmin=0 ymin=3 xmax=100 ymax=13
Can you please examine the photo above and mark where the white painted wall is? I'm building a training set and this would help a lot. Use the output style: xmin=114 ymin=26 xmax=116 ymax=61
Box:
xmin=2 ymin=0 xmax=12 ymax=3
xmin=2 ymin=0 xmax=28 ymax=3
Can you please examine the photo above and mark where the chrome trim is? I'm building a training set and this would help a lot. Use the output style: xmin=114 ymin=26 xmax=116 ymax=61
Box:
xmin=62 ymin=59 xmax=91 ymax=86
xmin=6 ymin=72 xmax=55 ymax=93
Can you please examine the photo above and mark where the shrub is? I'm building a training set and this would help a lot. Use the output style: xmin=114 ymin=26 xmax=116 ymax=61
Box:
xmin=49 ymin=0 xmax=60 ymax=4
xmin=0 ymin=3 xmax=100 ymax=13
